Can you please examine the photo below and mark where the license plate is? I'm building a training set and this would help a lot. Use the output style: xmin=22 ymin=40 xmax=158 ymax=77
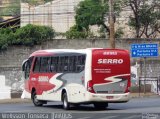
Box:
xmin=106 ymin=96 xmax=113 ymax=99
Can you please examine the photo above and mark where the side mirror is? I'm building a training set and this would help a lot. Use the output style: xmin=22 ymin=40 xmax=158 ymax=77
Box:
xmin=22 ymin=59 xmax=28 ymax=71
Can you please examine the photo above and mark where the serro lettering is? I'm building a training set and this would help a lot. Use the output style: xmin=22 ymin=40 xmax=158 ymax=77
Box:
xmin=38 ymin=76 xmax=49 ymax=82
xmin=98 ymin=59 xmax=123 ymax=64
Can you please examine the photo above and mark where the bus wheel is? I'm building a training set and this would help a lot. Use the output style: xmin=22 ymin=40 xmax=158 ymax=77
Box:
xmin=62 ymin=93 xmax=70 ymax=110
xmin=32 ymin=91 xmax=43 ymax=106
xmin=93 ymin=102 xmax=108 ymax=110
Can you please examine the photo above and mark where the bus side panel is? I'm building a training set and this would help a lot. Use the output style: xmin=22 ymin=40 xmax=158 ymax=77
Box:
xmin=38 ymin=73 xmax=64 ymax=101
xmin=65 ymin=72 xmax=86 ymax=103
xmin=24 ymin=51 xmax=87 ymax=103
xmin=39 ymin=71 xmax=86 ymax=103
xmin=29 ymin=72 xmax=55 ymax=95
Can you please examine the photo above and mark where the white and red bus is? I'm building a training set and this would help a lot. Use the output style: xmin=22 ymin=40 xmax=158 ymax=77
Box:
xmin=22 ymin=48 xmax=131 ymax=110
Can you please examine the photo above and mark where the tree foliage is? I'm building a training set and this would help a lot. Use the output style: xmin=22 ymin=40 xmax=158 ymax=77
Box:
xmin=128 ymin=0 xmax=160 ymax=38
xmin=66 ymin=0 xmax=122 ymax=39
xmin=0 ymin=24 xmax=55 ymax=50
xmin=65 ymin=25 xmax=88 ymax=39
xmin=14 ymin=24 xmax=55 ymax=45
xmin=0 ymin=28 xmax=15 ymax=50
xmin=75 ymin=0 xmax=108 ymax=31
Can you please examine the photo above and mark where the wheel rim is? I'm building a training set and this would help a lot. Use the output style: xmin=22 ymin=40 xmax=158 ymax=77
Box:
xmin=34 ymin=95 xmax=39 ymax=104
xmin=63 ymin=96 xmax=67 ymax=108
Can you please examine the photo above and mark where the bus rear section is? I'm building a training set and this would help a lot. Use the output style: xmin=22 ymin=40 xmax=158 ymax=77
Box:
xmin=86 ymin=49 xmax=131 ymax=104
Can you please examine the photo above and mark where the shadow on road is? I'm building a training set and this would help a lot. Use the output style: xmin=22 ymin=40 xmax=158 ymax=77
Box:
xmin=41 ymin=104 xmax=121 ymax=111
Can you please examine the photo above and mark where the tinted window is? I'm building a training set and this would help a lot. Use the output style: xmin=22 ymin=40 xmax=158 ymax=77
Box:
xmin=32 ymin=54 xmax=86 ymax=73
xmin=68 ymin=56 xmax=76 ymax=72
xmin=33 ymin=57 xmax=41 ymax=72
xmin=39 ymin=57 xmax=50 ymax=72
xmin=51 ymin=57 xmax=58 ymax=72
xmin=76 ymin=55 xmax=85 ymax=72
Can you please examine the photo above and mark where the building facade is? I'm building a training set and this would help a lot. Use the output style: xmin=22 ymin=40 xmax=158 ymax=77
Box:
xmin=20 ymin=0 xmax=159 ymax=38
xmin=21 ymin=0 xmax=82 ymax=33
xmin=0 ymin=0 xmax=20 ymax=20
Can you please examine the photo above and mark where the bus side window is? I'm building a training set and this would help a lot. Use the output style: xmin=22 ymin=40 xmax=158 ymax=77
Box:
xmin=81 ymin=55 xmax=85 ymax=71
xmin=33 ymin=57 xmax=41 ymax=72
xmin=81 ymin=55 xmax=86 ymax=65
xmin=51 ymin=57 xmax=58 ymax=72
xmin=58 ymin=57 xmax=64 ymax=72
xmin=76 ymin=55 xmax=85 ymax=72
xmin=68 ymin=56 xmax=76 ymax=72
xmin=39 ymin=57 xmax=50 ymax=72
xmin=64 ymin=56 xmax=69 ymax=72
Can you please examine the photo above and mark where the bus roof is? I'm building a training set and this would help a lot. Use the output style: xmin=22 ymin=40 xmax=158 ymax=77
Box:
xmin=29 ymin=48 xmax=128 ymax=57
xmin=29 ymin=49 xmax=86 ymax=57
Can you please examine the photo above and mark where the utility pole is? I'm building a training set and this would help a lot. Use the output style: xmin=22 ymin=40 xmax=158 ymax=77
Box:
xmin=109 ymin=0 xmax=115 ymax=48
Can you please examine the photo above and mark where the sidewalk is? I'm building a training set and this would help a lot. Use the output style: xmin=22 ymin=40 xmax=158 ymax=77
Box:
xmin=131 ymin=92 xmax=160 ymax=98
xmin=0 ymin=98 xmax=31 ymax=104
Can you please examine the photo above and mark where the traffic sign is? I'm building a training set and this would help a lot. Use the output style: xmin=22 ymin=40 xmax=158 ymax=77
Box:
xmin=131 ymin=43 xmax=159 ymax=58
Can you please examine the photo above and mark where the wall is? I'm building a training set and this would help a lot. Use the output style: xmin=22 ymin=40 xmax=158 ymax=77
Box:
xmin=0 ymin=75 xmax=11 ymax=99
xmin=21 ymin=0 xmax=82 ymax=32
xmin=0 ymin=38 xmax=160 ymax=91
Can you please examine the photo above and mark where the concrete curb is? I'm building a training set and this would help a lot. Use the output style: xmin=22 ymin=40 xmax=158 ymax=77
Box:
xmin=0 ymin=98 xmax=31 ymax=104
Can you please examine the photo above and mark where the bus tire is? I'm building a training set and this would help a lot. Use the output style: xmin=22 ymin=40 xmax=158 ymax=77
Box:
xmin=93 ymin=102 xmax=108 ymax=110
xmin=32 ymin=91 xmax=43 ymax=107
xmin=62 ymin=93 xmax=70 ymax=110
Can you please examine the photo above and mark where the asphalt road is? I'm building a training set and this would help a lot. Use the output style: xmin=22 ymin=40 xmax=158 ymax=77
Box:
xmin=0 ymin=97 xmax=160 ymax=119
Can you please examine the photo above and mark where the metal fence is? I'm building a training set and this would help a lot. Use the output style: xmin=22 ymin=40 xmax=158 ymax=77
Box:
xmin=139 ymin=77 xmax=160 ymax=96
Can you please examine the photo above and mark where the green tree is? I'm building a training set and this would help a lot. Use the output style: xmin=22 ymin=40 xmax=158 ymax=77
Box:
xmin=128 ymin=0 xmax=160 ymax=38
xmin=75 ymin=0 xmax=108 ymax=32
xmin=0 ymin=24 xmax=55 ymax=50
xmin=14 ymin=24 xmax=55 ymax=46
xmin=65 ymin=25 xmax=88 ymax=39
xmin=66 ymin=0 xmax=122 ymax=39
xmin=0 ymin=28 xmax=15 ymax=50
